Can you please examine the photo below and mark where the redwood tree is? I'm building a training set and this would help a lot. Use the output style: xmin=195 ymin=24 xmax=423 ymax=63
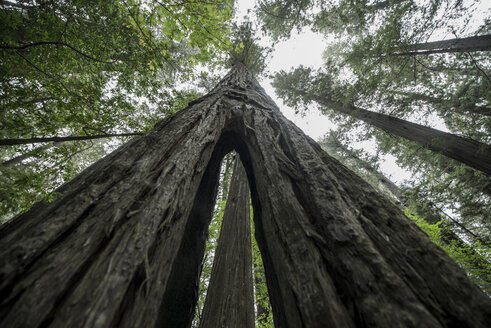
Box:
xmin=0 ymin=63 xmax=490 ymax=327
xmin=199 ymin=158 xmax=254 ymax=328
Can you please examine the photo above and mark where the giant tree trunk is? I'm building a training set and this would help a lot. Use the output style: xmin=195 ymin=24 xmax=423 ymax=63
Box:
xmin=320 ymin=132 xmax=402 ymax=200
xmin=199 ymin=158 xmax=254 ymax=328
xmin=311 ymin=95 xmax=491 ymax=175
xmin=1 ymin=62 xmax=490 ymax=327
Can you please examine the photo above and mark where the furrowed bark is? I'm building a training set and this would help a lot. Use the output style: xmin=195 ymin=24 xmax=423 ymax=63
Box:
xmin=322 ymin=135 xmax=491 ymax=291
xmin=311 ymin=95 xmax=491 ymax=175
xmin=0 ymin=63 xmax=490 ymax=327
xmin=199 ymin=158 xmax=255 ymax=328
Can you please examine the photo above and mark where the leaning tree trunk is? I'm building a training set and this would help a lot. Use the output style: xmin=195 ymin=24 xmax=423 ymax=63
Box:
xmin=199 ymin=158 xmax=255 ymax=328
xmin=310 ymin=95 xmax=491 ymax=175
xmin=394 ymin=34 xmax=491 ymax=56
xmin=1 ymin=62 xmax=490 ymax=328
xmin=2 ymin=143 xmax=53 ymax=167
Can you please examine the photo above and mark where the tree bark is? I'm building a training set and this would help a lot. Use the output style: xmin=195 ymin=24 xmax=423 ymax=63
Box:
xmin=394 ymin=34 xmax=491 ymax=55
xmin=321 ymin=134 xmax=491 ymax=291
xmin=321 ymin=132 xmax=402 ymax=200
xmin=0 ymin=62 xmax=490 ymax=327
xmin=0 ymin=132 xmax=143 ymax=146
xmin=310 ymin=94 xmax=491 ymax=175
xmin=199 ymin=158 xmax=255 ymax=328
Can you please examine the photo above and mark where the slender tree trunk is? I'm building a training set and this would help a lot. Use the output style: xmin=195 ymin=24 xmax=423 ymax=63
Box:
xmin=0 ymin=63 xmax=490 ymax=327
xmin=366 ymin=0 xmax=407 ymax=11
xmin=1 ymin=143 xmax=54 ymax=167
xmin=310 ymin=95 xmax=491 ymax=175
xmin=390 ymin=90 xmax=491 ymax=117
xmin=0 ymin=132 xmax=143 ymax=146
xmin=199 ymin=158 xmax=255 ymax=328
xmin=394 ymin=34 xmax=491 ymax=55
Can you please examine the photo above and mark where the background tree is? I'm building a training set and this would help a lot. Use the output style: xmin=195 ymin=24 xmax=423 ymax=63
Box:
xmin=199 ymin=157 xmax=255 ymax=328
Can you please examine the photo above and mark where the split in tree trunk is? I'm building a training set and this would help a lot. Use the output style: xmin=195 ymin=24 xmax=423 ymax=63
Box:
xmin=199 ymin=157 xmax=255 ymax=328
xmin=0 ymin=63 xmax=490 ymax=327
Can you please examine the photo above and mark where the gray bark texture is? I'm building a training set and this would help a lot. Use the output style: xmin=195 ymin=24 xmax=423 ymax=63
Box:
xmin=199 ymin=158 xmax=255 ymax=328
xmin=311 ymin=95 xmax=491 ymax=175
xmin=0 ymin=63 xmax=490 ymax=328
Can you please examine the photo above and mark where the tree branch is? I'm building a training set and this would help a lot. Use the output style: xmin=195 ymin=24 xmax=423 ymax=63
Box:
xmin=1 ymin=42 xmax=115 ymax=64
xmin=0 ymin=133 xmax=144 ymax=146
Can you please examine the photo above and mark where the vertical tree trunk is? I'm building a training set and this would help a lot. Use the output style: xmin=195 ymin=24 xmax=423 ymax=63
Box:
xmin=310 ymin=94 xmax=491 ymax=175
xmin=0 ymin=63 xmax=490 ymax=327
xmin=199 ymin=158 xmax=255 ymax=328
